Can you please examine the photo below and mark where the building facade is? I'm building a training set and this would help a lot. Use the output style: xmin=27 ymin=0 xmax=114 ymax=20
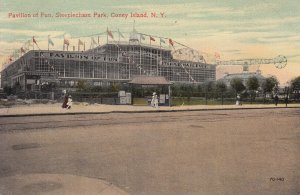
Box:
xmin=1 ymin=42 xmax=216 ymax=92
xmin=219 ymin=71 xmax=266 ymax=87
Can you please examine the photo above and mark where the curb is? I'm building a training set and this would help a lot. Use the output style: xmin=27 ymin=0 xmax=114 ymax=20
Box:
xmin=0 ymin=106 xmax=299 ymax=118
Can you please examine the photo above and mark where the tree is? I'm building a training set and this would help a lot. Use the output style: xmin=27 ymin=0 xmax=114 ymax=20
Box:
xmin=216 ymin=81 xmax=227 ymax=93
xmin=111 ymin=82 xmax=120 ymax=92
xmin=262 ymin=76 xmax=279 ymax=98
xmin=290 ymin=76 xmax=300 ymax=100
xmin=202 ymin=81 xmax=216 ymax=99
xmin=230 ymin=78 xmax=245 ymax=95
xmin=246 ymin=76 xmax=259 ymax=103
xmin=216 ymin=80 xmax=227 ymax=104
xmin=246 ymin=76 xmax=259 ymax=91
xmin=76 ymin=80 xmax=88 ymax=91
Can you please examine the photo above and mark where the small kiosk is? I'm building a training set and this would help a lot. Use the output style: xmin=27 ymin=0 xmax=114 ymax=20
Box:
xmin=128 ymin=76 xmax=173 ymax=106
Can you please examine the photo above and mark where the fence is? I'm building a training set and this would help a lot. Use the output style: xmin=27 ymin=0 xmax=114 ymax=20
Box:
xmin=8 ymin=90 xmax=300 ymax=106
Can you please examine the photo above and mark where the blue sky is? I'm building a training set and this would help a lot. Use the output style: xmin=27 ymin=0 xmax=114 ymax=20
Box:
xmin=1 ymin=0 xmax=299 ymax=84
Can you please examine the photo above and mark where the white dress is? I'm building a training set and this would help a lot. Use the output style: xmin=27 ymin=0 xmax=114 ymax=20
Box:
xmin=67 ymin=97 xmax=72 ymax=108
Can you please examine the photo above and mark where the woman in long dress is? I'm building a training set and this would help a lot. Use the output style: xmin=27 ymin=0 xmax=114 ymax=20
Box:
xmin=154 ymin=93 xmax=159 ymax=108
xmin=66 ymin=95 xmax=72 ymax=109
xmin=151 ymin=92 xmax=155 ymax=107
xmin=62 ymin=94 xmax=68 ymax=108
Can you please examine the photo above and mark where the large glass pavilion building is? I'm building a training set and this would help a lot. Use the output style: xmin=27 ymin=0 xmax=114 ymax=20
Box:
xmin=1 ymin=35 xmax=216 ymax=91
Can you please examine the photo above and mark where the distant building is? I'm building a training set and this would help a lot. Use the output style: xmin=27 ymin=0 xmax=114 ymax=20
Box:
xmin=219 ymin=70 xmax=266 ymax=87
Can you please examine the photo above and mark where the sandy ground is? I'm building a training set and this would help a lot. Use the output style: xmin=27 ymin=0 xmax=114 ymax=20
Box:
xmin=0 ymin=109 xmax=299 ymax=194
xmin=0 ymin=102 xmax=299 ymax=116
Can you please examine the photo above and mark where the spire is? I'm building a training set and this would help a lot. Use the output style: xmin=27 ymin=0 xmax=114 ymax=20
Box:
xmin=129 ymin=20 xmax=139 ymax=44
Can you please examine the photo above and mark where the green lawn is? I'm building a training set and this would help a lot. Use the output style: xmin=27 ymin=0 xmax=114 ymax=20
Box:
xmin=132 ymin=97 xmax=300 ymax=106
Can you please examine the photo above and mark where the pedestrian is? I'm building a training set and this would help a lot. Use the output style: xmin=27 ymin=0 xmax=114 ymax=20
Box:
xmin=154 ymin=93 xmax=159 ymax=108
xmin=236 ymin=94 xmax=240 ymax=106
xmin=284 ymin=96 xmax=288 ymax=107
xmin=62 ymin=94 xmax=68 ymax=109
xmin=274 ymin=95 xmax=279 ymax=106
xmin=151 ymin=92 xmax=155 ymax=107
xmin=67 ymin=95 xmax=72 ymax=109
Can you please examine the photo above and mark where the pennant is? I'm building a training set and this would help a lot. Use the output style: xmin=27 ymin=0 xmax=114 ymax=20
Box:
xmin=160 ymin=38 xmax=165 ymax=44
xmin=150 ymin=36 xmax=155 ymax=42
xmin=48 ymin=36 xmax=54 ymax=46
xmin=78 ymin=39 xmax=84 ymax=46
xmin=118 ymin=29 xmax=125 ymax=38
xmin=140 ymin=34 xmax=145 ymax=40
xmin=32 ymin=36 xmax=40 ymax=50
xmin=32 ymin=36 xmax=37 ymax=44
xmin=107 ymin=29 xmax=114 ymax=39
xmin=169 ymin=38 xmax=174 ymax=46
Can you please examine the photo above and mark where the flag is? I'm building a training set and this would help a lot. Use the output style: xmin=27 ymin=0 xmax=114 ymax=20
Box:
xmin=48 ymin=36 xmax=54 ymax=46
xmin=107 ymin=29 xmax=114 ymax=39
xmin=32 ymin=36 xmax=37 ymax=44
xmin=215 ymin=52 xmax=220 ymax=59
xmin=160 ymin=38 xmax=165 ymax=44
xmin=140 ymin=34 xmax=145 ymax=40
xmin=118 ymin=29 xmax=124 ymax=38
xmin=32 ymin=36 xmax=40 ymax=50
xmin=21 ymin=47 xmax=25 ymax=53
xmin=169 ymin=38 xmax=174 ymax=47
xmin=64 ymin=38 xmax=70 ymax=46
xmin=78 ymin=39 xmax=84 ymax=46
xmin=150 ymin=36 xmax=155 ymax=42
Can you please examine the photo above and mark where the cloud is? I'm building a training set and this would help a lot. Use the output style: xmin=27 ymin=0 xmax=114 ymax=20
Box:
xmin=0 ymin=28 xmax=65 ymax=38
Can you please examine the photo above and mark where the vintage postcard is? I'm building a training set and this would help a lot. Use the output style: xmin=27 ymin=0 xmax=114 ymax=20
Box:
xmin=0 ymin=0 xmax=299 ymax=194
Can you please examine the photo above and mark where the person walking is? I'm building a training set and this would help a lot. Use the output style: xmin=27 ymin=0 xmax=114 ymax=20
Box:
xmin=236 ymin=94 xmax=241 ymax=106
xmin=284 ymin=96 xmax=288 ymax=108
xmin=274 ymin=95 xmax=279 ymax=106
xmin=66 ymin=95 xmax=72 ymax=109
xmin=154 ymin=93 xmax=159 ymax=108
xmin=151 ymin=92 xmax=155 ymax=107
xmin=62 ymin=94 xmax=68 ymax=109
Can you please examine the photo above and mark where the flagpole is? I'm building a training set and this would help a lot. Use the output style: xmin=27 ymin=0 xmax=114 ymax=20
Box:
xmin=139 ymin=34 xmax=141 ymax=44
xmin=106 ymin=27 xmax=108 ymax=44
xmin=48 ymin=36 xmax=49 ymax=51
